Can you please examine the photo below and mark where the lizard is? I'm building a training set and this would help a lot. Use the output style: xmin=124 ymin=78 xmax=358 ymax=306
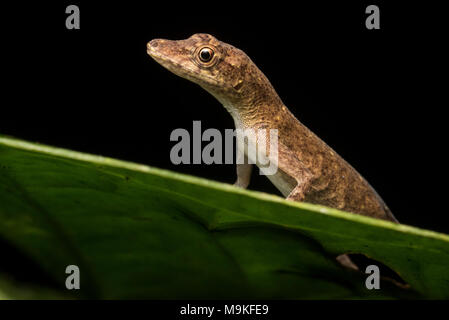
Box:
xmin=146 ymin=33 xmax=398 ymax=226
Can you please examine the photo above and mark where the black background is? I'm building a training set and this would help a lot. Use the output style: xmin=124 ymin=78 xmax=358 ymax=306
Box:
xmin=1 ymin=1 xmax=447 ymax=234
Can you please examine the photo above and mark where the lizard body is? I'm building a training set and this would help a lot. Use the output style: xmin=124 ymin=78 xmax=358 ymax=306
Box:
xmin=147 ymin=33 xmax=397 ymax=223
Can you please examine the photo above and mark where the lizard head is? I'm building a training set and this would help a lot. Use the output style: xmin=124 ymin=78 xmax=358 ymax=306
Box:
xmin=147 ymin=33 xmax=271 ymax=108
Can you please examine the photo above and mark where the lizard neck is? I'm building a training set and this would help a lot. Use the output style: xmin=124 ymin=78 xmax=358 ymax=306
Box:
xmin=204 ymin=69 xmax=286 ymax=130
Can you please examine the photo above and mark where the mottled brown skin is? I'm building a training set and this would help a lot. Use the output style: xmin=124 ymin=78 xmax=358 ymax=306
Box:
xmin=147 ymin=33 xmax=397 ymax=223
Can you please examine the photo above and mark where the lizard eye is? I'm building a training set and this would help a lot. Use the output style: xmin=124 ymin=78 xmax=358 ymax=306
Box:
xmin=199 ymin=47 xmax=214 ymax=62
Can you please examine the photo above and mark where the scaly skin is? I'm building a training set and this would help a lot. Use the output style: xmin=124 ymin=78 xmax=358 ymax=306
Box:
xmin=147 ymin=33 xmax=397 ymax=223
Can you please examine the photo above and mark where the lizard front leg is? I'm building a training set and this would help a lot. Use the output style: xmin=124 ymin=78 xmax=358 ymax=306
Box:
xmin=234 ymin=162 xmax=253 ymax=188
xmin=233 ymin=146 xmax=253 ymax=189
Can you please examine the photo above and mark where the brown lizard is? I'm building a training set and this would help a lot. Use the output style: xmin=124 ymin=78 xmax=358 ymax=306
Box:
xmin=146 ymin=33 xmax=398 ymax=224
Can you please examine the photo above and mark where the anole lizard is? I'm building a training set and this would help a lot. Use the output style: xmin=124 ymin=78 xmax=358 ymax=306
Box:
xmin=147 ymin=33 xmax=398 ymax=224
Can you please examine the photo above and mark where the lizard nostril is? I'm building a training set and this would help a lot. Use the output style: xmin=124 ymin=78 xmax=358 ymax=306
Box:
xmin=148 ymin=40 xmax=159 ymax=48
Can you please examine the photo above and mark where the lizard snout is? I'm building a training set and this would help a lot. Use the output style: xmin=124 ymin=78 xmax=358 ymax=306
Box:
xmin=147 ymin=39 xmax=160 ymax=49
xmin=147 ymin=39 xmax=166 ymax=60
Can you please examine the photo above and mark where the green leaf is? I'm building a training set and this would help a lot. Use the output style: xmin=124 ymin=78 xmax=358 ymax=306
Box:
xmin=0 ymin=135 xmax=448 ymax=299
xmin=0 ymin=273 xmax=70 ymax=300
